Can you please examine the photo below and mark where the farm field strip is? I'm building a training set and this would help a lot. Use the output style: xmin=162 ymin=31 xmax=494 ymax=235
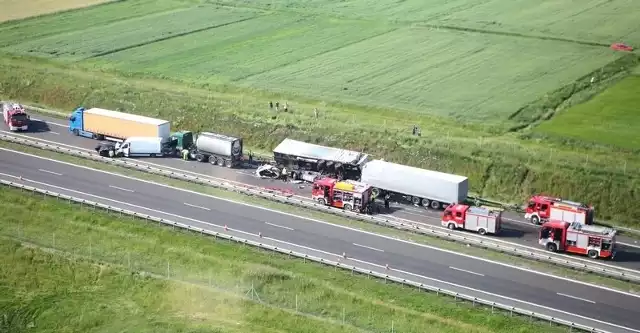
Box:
xmin=0 ymin=0 xmax=192 ymax=47
xmin=533 ymin=75 xmax=640 ymax=150
xmin=3 ymin=6 xmax=262 ymax=61
xmin=212 ymin=0 xmax=640 ymax=45
xmin=0 ymin=0 xmax=113 ymax=23
xmin=240 ymin=27 xmax=619 ymax=120
xmin=92 ymin=14 xmax=396 ymax=83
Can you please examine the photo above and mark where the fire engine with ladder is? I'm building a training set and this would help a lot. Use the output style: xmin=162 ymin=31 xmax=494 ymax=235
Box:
xmin=312 ymin=177 xmax=373 ymax=214
xmin=441 ymin=204 xmax=502 ymax=235
xmin=539 ymin=221 xmax=616 ymax=259
xmin=525 ymin=195 xmax=594 ymax=225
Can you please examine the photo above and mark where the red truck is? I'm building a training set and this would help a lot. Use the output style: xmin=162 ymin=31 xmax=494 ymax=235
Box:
xmin=441 ymin=204 xmax=502 ymax=235
xmin=312 ymin=177 xmax=374 ymax=213
xmin=539 ymin=221 xmax=616 ymax=259
xmin=524 ymin=195 xmax=594 ymax=225
xmin=3 ymin=102 xmax=29 ymax=131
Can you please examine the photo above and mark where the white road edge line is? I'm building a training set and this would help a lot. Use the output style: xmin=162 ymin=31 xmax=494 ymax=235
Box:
xmin=449 ymin=266 xmax=485 ymax=276
xmin=38 ymin=169 xmax=62 ymax=176
xmin=109 ymin=185 xmax=134 ymax=193
xmin=184 ymin=203 xmax=211 ymax=211
xmin=1 ymin=168 xmax=638 ymax=333
xmin=557 ymin=293 xmax=596 ymax=304
xmin=1 ymin=146 xmax=640 ymax=300
xmin=265 ymin=222 xmax=294 ymax=231
xmin=49 ymin=131 xmax=60 ymax=135
xmin=353 ymin=243 xmax=384 ymax=252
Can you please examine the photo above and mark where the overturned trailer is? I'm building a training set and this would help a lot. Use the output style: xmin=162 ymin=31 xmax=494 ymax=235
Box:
xmin=273 ymin=138 xmax=369 ymax=181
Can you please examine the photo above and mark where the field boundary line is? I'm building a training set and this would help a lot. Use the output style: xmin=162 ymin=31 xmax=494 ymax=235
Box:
xmin=84 ymin=15 xmax=263 ymax=60
xmin=2 ymin=133 xmax=639 ymax=283
xmin=0 ymin=180 xmax=616 ymax=333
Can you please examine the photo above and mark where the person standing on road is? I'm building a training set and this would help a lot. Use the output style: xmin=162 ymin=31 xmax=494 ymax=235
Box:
xmin=182 ymin=148 xmax=189 ymax=161
xmin=248 ymin=151 xmax=253 ymax=164
xmin=384 ymin=193 xmax=390 ymax=211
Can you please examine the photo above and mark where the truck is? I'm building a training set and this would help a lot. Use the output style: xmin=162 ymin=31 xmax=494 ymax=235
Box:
xmin=94 ymin=137 xmax=176 ymax=158
xmin=360 ymin=159 xmax=468 ymax=210
xmin=441 ymin=204 xmax=502 ymax=235
xmin=188 ymin=132 xmax=243 ymax=168
xmin=273 ymin=138 xmax=369 ymax=181
xmin=525 ymin=195 xmax=594 ymax=225
xmin=170 ymin=130 xmax=194 ymax=152
xmin=312 ymin=177 xmax=374 ymax=214
xmin=3 ymin=102 xmax=30 ymax=131
xmin=68 ymin=107 xmax=171 ymax=142
xmin=539 ymin=221 xmax=616 ymax=259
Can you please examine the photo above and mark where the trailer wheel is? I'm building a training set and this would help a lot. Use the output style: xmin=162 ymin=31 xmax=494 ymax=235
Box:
xmin=430 ymin=200 xmax=441 ymax=210
xmin=225 ymin=159 xmax=232 ymax=168
xmin=587 ymin=250 xmax=599 ymax=259
xmin=545 ymin=242 xmax=557 ymax=252
xmin=421 ymin=198 xmax=430 ymax=207
xmin=531 ymin=215 xmax=540 ymax=225
xmin=411 ymin=196 xmax=421 ymax=205
xmin=478 ymin=228 xmax=487 ymax=235
xmin=447 ymin=223 xmax=456 ymax=230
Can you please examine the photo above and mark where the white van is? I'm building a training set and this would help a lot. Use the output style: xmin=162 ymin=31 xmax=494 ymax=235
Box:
xmin=116 ymin=137 xmax=167 ymax=157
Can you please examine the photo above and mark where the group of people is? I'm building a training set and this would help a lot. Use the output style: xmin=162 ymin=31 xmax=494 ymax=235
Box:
xmin=269 ymin=101 xmax=288 ymax=112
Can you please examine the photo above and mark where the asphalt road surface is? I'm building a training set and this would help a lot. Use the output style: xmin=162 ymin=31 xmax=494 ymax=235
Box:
xmin=1 ymin=148 xmax=639 ymax=332
xmin=4 ymin=112 xmax=640 ymax=269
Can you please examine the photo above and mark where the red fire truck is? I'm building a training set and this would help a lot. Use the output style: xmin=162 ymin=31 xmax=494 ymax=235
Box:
xmin=524 ymin=195 xmax=594 ymax=225
xmin=2 ymin=102 xmax=30 ymax=131
xmin=539 ymin=221 xmax=616 ymax=259
xmin=441 ymin=204 xmax=502 ymax=235
xmin=312 ymin=177 xmax=373 ymax=213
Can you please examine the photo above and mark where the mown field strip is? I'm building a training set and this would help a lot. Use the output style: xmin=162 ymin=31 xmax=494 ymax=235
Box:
xmin=0 ymin=0 xmax=191 ymax=47
xmin=3 ymin=5 xmax=262 ymax=61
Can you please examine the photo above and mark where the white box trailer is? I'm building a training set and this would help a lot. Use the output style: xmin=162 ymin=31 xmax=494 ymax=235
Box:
xmin=361 ymin=159 xmax=468 ymax=209
xmin=116 ymin=136 xmax=171 ymax=157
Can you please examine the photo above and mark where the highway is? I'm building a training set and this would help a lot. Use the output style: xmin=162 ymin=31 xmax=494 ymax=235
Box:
xmin=1 ymin=148 xmax=640 ymax=332
xmin=4 ymin=112 xmax=640 ymax=269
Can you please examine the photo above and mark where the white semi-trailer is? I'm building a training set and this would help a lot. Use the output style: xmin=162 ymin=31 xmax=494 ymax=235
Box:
xmin=360 ymin=159 xmax=468 ymax=209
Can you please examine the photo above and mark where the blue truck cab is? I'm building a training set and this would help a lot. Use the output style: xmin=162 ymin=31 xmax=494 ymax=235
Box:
xmin=69 ymin=107 xmax=96 ymax=139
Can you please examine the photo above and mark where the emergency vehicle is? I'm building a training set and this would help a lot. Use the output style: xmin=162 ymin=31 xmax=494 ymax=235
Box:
xmin=2 ymin=102 xmax=29 ymax=131
xmin=312 ymin=177 xmax=373 ymax=213
xmin=539 ymin=221 xmax=616 ymax=259
xmin=524 ymin=195 xmax=594 ymax=225
xmin=441 ymin=204 xmax=502 ymax=235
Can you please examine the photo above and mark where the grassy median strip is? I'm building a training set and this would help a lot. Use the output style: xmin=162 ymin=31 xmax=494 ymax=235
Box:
xmin=0 ymin=186 xmax=571 ymax=333
xmin=1 ymin=140 xmax=638 ymax=294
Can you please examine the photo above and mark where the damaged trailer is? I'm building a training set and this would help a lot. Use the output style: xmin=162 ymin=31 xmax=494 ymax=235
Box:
xmin=273 ymin=138 xmax=369 ymax=181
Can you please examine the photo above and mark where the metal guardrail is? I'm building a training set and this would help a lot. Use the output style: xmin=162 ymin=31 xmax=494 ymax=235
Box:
xmin=0 ymin=179 xmax=610 ymax=333
xmin=2 ymin=133 xmax=640 ymax=284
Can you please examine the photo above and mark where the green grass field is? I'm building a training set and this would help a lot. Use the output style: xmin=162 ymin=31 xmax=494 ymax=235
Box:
xmin=535 ymin=75 xmax=640 ymax=150
xmin=0 ymin=0 xmax=639 ymax=225
xmin=0 ymin=186 xmax=567 ymax=333
xmin=0 ymin=0 xmax=630 ymax=122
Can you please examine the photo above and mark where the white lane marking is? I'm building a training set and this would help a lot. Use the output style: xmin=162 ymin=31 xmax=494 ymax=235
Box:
xmin=620 ymin=242 xmax=640 ymax=249
xmin=449 ymin=266 xmax=485 ymax=276
xmin=49 ymin=131 xmax=60 ymax=135
xmin=184 ymin=203 xmax=211 ymax=211
xmin=353 ymin=243 xmax=384 ymax=252
xmin=265 ymin=222 xmax=294 ymax=231
xmin=38 ymin=169 xmax=62 ymax=176
xmin=1 ymin=147 xmax=640 ymax=299
xmin=0 ymin=164 xmax=636 ymax=333
xmin=109 ymin=185 xmax=134 ymax=193
xmin=263 ymin=236 xmax=639 ymax=333
xmin=262 ymin=237 xmax=342 ymax=258
xmin=0 ymin=171 xmax=257 ymax=239
xmin=557 ymin=293 xmax=596 ymax=304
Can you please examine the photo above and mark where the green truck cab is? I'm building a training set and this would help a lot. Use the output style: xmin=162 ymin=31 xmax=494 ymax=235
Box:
xmin=170 ymin=131 xmax=194 ymax=151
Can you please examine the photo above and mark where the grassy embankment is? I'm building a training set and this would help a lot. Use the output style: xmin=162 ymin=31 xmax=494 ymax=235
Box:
xmin=0 ymin=186 xmax=569 ymax=333
xmin=2 ymin=53 xmax=640 ymax=226
xmin=2 ymin=140 xmax=637 ymax=294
